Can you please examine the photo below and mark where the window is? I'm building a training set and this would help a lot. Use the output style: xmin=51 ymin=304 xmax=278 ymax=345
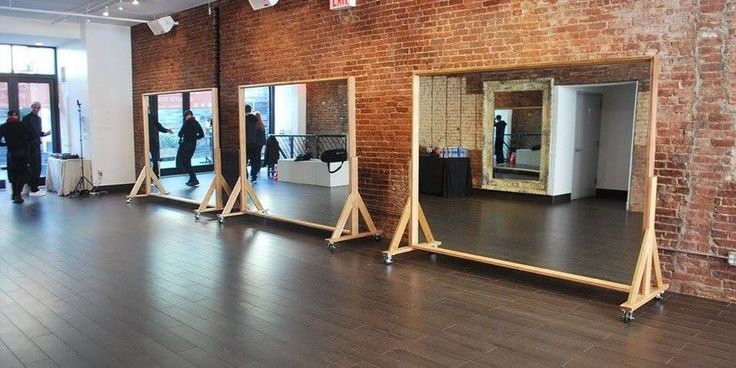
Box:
xmin=0 ymin=45 xmax=11 ymax=73
xmin=0 ymin=44 xmax=56 ymax=75
xmin=244 ymin=86 xmax=271 ymax=134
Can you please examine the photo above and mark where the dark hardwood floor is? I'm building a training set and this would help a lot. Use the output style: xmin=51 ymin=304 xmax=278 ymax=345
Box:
xmin=0 ymin=191 xmax=734 ymax=367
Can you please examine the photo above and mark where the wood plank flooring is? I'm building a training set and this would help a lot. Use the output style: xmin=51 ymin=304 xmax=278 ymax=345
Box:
xmin=0 ymin=192 xmax=734 ymax=367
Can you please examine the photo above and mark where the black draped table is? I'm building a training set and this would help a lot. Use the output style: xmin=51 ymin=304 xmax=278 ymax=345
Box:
xmin=419 ymin=155 xmax=472 ymax=197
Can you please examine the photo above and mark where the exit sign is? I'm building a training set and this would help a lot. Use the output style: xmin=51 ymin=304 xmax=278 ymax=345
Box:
xmin=330 ymin=0 xmax=356 ymax=10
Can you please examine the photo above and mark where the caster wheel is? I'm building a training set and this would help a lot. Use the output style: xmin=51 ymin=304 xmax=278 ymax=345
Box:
xmin=194 ymin=212 xmax=201 ymax=220
xmin=622 ymin=311 xmax=634 ymax=323
xmin=328 ymin=243 xmax=336 ymax=253
xmin=655 ymin=292 xmax=664 ymax=300
xmin=217 ymin=216 xmax=224 ymax=224
xmin=126 ymin=198 xmax=132 ymax=204
xmin=383 ymin=254 xmax=393 ymax=265
xmin=374 ymin=234 xmax=383 ymax=241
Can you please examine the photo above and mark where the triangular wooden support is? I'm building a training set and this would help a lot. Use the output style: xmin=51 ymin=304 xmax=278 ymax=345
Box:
xmin=382 ymin=197 xmax=440 ymax=262
xmin=127 ymin=166 xmax=168 ymax=200
xmin=325 ymin=191 xmax=381 ymax=244
xmin=620 ymin=176 xmax=669 ymax=316
xmin=217 ymin=176 xmax=266 ymax=221
xmin=196 ymin=173 xmax=233 ymax=214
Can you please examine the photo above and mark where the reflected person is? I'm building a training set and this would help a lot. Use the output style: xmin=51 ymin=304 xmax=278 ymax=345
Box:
xmin=148 ymin=109 xmax=173 ymax=176
xmin=494 ymin=115 xmax=507 ymax=164
xmin=0 ymin=111 xmax=34 ymax=204
xmin=244 ymin=104 xmax=261 ymax=183
xmin=176 ymin=110 xmax=204 ymax=186
xmin=23 ymin=101 xmax=50 ymax=196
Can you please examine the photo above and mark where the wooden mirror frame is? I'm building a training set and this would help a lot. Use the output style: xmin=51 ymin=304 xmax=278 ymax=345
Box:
xmin=217 ymin=77 xmax=382 ymax=250
xmin=127 ymin=88 xmax=231 ymax=216
xmin=483 ymin=78 xmax=552 ymax=193
xmin=385 ymin=57 xmax=667 ymax=321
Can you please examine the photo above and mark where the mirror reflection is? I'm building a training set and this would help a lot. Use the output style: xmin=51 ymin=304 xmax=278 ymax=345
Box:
xmin=243 ymin=79 xmax=350 ymax=227
xmin=147 ymin=90 xmax=215 ymax=203
xmin=417 ymin=63 xmax=650 ymax=285
xmin=492 ymin=90 xmax=543 ymax=181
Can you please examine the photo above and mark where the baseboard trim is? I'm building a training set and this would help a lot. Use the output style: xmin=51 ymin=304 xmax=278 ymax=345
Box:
xmin=97 ymin=183 xmax=135 ymax=193
xmin=472 ymin=189 xmax=571 ymax=204
xmin=596 ymin=189 xmax=628 ymax=200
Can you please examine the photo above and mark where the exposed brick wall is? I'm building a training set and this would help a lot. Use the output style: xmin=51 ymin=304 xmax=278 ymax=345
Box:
xmin=131 ymin=6 xmax=218 ymax=175
xmin=306 ymin=80 xmax=348 ymax=134
xmin=132 ymin=0 xmax=736 ymax=302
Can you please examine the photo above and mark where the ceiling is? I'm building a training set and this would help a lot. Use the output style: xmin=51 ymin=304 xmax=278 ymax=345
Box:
xmin=1 ymin=0 xmax=215 ymax=24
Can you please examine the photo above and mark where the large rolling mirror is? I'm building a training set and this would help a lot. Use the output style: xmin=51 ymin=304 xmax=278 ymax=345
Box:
xmin=128 ymin=88 xmax=230 ymax=214
xmin=387 ymin=59 xmax=667 ymax=318
xmin=219 ymin=78 xmax=380 ymax=248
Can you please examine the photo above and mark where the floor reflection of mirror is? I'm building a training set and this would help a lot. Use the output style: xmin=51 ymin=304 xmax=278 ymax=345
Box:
xmin=421 ymin=194 xmax=641 ymax=284
xmin=159 ymin=172 xmax=216 ymax=205
xmin=250 ymin=167 xmax=349 ymax=226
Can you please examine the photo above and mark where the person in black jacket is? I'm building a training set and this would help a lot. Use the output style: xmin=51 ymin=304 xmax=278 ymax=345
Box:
xmin=244 ymin=104 xmax=262 ymax=183
xmin=175 ymin=110 xmax=204 ymax=186
xmin=148 ymin=110 xmax=173 ymax=176
xmin=494 ymin=115 xmax=507 ymax=164
xmin=22 ymin=101 xmax=50 ymax=196
xmin=0 ymin=111 xmax=34 ymax=203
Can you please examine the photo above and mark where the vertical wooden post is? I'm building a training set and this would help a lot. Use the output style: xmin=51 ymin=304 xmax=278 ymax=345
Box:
xmin=142 ymin=95 xmax=152 ymax=195
xmin=410 ymin=75 xmax=420 ymax=244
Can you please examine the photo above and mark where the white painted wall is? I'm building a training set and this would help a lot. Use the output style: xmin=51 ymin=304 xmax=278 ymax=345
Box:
xmin=85 ymin=23 xmax=134 ymax=186
xmin=274 ymin=84 xmax=307 ymax=134
xmin=549 ymin=86 xmax=576 ymax=196
xmin=1 ymin=16 xmax=136 ymax=186
xmin=596 ymin=84 xmax=636 ymax=191
xmin=0 ymin=16 xmax=81 ymax=41
xmin=56 ymin=39 xmax=89 ymax=156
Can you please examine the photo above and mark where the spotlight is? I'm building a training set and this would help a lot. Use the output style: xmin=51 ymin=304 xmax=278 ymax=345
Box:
xmin=118 ymin=1 xmax=124 ymax=11
xmin=102 ymin=6 xmax=109 ymax=16
xmin=133 ymin=0 xmax=140 ymax=4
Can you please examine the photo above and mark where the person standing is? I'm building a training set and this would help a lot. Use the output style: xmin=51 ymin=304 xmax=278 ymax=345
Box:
xmin=244 ymin=104 xmax=262 ymax=183
xmin=23 ymin=101 xmax=50 ymax=196
xmin=0 ymin=111 xmax=34 ymax=204
xmin=175 ymin=110 xmax=204 ymax=186
xmin=494 ymin=115 xmax=507 ymax=165
xmin=148 ymin=109 xmax=173 ymax=176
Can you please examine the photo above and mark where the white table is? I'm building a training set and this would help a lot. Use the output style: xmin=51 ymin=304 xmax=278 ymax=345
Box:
xmin=277 ymin=158 xmax=348 ymax=187
xmin=45 ymin=157 xmax=93 ymax=196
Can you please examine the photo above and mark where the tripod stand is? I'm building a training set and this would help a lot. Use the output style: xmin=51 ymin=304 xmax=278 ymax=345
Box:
xmin=70 ymin=100 xmax=98 ymax=197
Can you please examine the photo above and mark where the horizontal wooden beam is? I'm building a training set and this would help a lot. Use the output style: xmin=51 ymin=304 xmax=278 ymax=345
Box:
xmin=411 ymin=243 xmax=632 ymax=293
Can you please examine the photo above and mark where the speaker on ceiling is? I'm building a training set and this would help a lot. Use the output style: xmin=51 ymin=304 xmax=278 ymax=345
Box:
xmin=248 ymin=0 xmax=278 ymax=11
xmin=147 ymin=16 xmax=178 ymax=36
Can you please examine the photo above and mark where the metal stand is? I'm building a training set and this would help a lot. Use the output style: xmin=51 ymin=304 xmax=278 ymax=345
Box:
xmin=69 ymin=100 xmax=102 ymax=197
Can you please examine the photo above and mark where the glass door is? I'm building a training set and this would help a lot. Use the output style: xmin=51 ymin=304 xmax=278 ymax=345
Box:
xmin=17 ymin=81 xmax=58 ymax=177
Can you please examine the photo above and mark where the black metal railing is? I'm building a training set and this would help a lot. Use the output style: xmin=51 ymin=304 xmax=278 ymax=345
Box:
xmin=504 ymin=133 xmax=542 ymax=151
xmin=272 ymin=134 xmax=347 ymax=159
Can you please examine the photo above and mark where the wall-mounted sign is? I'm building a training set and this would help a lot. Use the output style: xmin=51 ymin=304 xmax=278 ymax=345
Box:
xmin=330 ymin=0 xmax=356 ymax=10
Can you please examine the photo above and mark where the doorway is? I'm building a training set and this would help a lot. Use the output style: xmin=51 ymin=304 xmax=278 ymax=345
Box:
xmin=572 ymin=93 xmax=602 ymax=200
xmin=0 ymin=77 xmax=60 ymax=187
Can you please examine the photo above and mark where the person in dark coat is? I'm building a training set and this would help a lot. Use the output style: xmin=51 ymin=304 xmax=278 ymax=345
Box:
xmin=22 ymin=101 xmax=50 ymax=196
xmin=175 ymin=110 xmax=204 ymax=186
xmin=148 ymin=110 xmax=173 ymax=176
xmin=244 ymin=104 xmax=263 ymax=183
xmin=494 ymin=115 xmax=507 ymax=164
xmin=0 ymin=110 xmax=34 ymax=203
xmin=264 ymin=135 xmax=280 ymax=176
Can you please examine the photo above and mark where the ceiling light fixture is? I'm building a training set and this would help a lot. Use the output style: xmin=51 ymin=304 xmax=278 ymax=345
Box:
xmin=118 ymin=0 xmax=124 ymax=11
xmin=102 ymin=6 xmax=109 ymax=16
xmin=132 ymin=0 xmax=140 ymax=5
